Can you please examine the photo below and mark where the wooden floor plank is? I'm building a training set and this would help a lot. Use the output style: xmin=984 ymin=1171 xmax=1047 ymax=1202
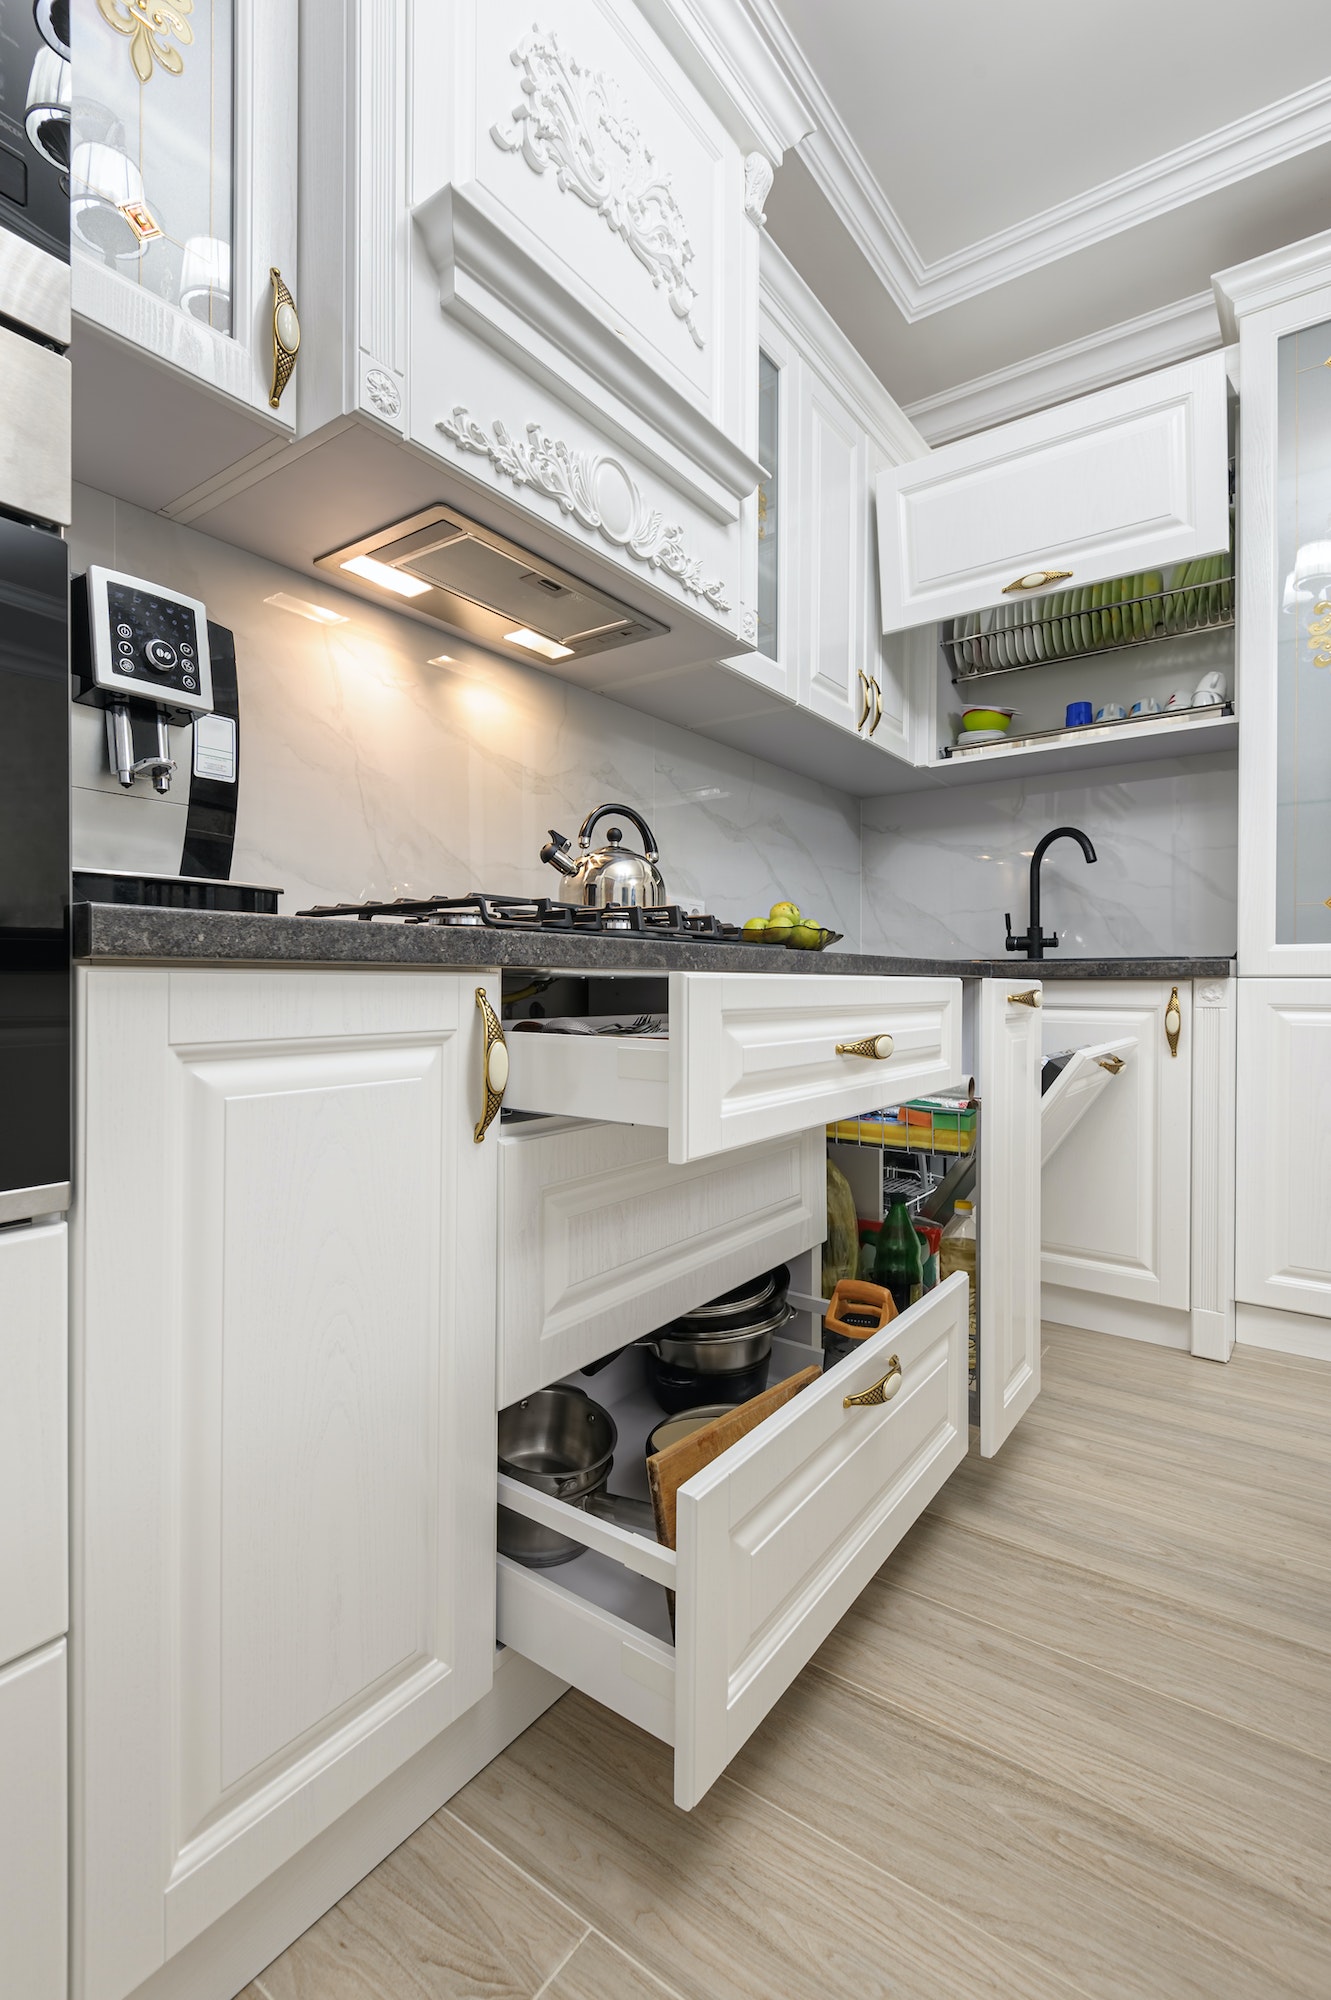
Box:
xmin=728 ymin=1668 xmax=1330 ymax=2000
xmin=874 ymin=1512 xmax=1331 ymax=1762
xmin=248 ymin=1811 xmax=587 ymax=2000
xmin=537 ymin=1930 xmax=686 ymax=2000
xmin=449 ymin=1695 xmax=1088 ymax=2000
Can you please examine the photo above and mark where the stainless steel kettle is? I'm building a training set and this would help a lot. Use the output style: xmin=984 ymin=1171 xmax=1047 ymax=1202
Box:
xmin=540 ymin=803 xmax=668 ymax=909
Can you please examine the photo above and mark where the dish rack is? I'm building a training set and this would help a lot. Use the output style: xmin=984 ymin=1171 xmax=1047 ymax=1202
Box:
xmin=944 ymin=560 xmax=1234 ymax=682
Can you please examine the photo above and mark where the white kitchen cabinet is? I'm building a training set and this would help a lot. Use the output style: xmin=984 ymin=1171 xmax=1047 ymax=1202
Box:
xmin=1235 ymin=979 xmax=1331 ymax=1320
xmin=799 ymin=367 xmax=865 ymax=733
xmin=71 ymin=0 xmax=300 ymax=507
xmin=0 ymin=1640 xmax=67 ymax=2000
xmin=1215 ymin=234 xmax=1331 ymax=977
xmin=1040 ymin=983 xmax=1193 ymax=1312
xmin=496 ymin=976 xmax=1042 ymax=1807
xmin=0 ymin=1221 xmax=67 ymax=1670
xmin=503 ymin=971 xmax=962 ymax=1163
xmin=496 ymin=1119 xmax=826 ymax=1404
xmin=71 ymin=967 xmax=499 ymax=2000
xmin=875 ymin=351 xmax=1230 ymax=635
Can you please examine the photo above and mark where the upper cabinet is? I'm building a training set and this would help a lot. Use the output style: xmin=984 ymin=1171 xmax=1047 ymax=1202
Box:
xmin=1216 ymin=228 xmax=1331 ymax=977
xmin=875 ymin=352 xmax=1231 ymax=635
xmin=71 ymin=0 xmax=300 ymax=501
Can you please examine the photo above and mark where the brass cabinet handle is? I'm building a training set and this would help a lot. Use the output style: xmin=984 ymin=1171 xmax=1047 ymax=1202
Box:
xmin=869 ymin=676 xmax=883 ymax=736
xmin=473 ymin=987 xmax=508 ymax=1142
xmin=1098 ymin=1053 xmax=1126 ymax=1075
xmin=269 ymin=267 xmax=301 ymax=409
xmin=836 ymin=1032 xmax=895 ymax=1060
xmin=845 ymin=1354 xmax=902 ymax=1408
xmin=856 ymin=670 xmax=872 ymax=732
xmin=1007 ymin=989 xmax=1041 ymax=1009
xmin=1001 ymin=568 xmax=1072 ymax=594
xmin=1165 ymin=984 xmax=1182 ymax=1059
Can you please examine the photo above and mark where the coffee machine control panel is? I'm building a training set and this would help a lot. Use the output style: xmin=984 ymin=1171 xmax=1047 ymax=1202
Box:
xmin=76 ymin=567 xmax=215 ymax=719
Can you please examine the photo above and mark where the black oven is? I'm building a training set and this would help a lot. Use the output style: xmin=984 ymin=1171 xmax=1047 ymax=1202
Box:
xmin=0 ymin=0 xmax=70 ymax=275
xmin=0 ymin=515 xmax=69 ymax=1219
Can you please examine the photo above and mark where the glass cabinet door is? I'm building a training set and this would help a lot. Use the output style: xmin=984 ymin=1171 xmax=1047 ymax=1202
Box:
xmin=1275 ymin=316 xmax=1331 ymax=945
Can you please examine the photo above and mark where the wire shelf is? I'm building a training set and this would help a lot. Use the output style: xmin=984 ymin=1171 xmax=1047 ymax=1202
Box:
xmin=945 ymin=568 xmax=1234 ymax=684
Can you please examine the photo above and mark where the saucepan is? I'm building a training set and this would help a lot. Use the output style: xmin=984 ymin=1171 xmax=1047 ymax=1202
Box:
xmin=497 ymin=1385 xmax=656 ymax=1568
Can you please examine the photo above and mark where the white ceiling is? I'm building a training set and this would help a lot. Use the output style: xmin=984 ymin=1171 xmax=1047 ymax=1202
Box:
xmin=747 ymin=0 xmax=1331 ymax=426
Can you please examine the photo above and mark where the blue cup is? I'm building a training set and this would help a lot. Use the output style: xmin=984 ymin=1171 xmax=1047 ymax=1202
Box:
xmin=1066 ymin=701 xmax=1093 ymax=727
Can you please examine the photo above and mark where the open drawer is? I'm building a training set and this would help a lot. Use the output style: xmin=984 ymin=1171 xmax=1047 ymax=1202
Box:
xmin=496 ymin=1278 xmax=969 ymax=1809
xmin=503 ymin=971 xmax=963 ymax=1164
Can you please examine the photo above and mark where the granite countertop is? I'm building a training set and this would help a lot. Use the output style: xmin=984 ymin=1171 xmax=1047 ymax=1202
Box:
xmin=70 ymin=904 xmax=1234 ymax=982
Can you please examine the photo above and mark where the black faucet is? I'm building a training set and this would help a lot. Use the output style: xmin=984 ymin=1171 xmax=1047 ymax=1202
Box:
xmin=1004 ymin=826 xmax=1097 ymax=960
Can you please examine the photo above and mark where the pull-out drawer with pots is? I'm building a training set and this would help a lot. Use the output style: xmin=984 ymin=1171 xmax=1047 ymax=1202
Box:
xmin=496 ymin=1279 xmax=969 ymax=1809
xmin=497 ymin=1119 xmax=826 ymax=1405
xmin=503 ymin=972 xmax=963 ymax=1164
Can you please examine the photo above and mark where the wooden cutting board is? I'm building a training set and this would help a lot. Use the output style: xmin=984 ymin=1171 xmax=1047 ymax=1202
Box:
xmin=647 ymin=1367 xmax=821 ymax=1553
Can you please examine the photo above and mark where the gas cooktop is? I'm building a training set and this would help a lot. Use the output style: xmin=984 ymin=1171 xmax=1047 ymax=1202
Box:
xmin=294 ymin=892 xmax=765 ymax=943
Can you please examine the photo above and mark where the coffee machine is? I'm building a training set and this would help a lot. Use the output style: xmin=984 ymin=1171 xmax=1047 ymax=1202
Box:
xmin=71 ymin=566 xmax=278 ymax=911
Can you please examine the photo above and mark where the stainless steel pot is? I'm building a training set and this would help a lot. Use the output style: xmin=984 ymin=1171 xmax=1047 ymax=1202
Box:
xmin=497 ymin=1385 xmax=655 ymax=1567
xmin=647 ymin=1299 xmax=796 ymax=1375
xmin=670 ymin=1265 xmax=791 ymax=1335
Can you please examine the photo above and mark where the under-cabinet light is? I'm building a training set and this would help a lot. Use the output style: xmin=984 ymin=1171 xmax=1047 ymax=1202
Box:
xmin=427 ymin=653 xmax=455 ymax=666
xmin=504 ymin=626 xmax=574 ymax=661
xmin=340 ymin=554 xmax=431 ymax=597
xmin=264 ymin=592 xmax=348 ymax=625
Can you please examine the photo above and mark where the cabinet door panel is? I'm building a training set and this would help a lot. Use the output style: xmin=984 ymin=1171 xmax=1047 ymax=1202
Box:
xmin=0 ymin=1222 xmax=66 ymax=1669
xmin=73 ymin=969 xmax=496 ymax=2000
xmin=1039 ymin=983 xmax=1191 ymax=1309
xmin=0 ymin=1641 xmax=66 ymax=2000
xmin=1236 ymin=979 xmax=1331 ymax=1316
xmin=800 ymin=374 xmax=864 ymax=729
xmin=876 ymin=353 xmax=1229 ymax=632
xmin=978 ymin=980 xmax=1042 ymax=1454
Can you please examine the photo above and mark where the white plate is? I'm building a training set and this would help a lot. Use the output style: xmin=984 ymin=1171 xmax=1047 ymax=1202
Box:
xmin=956 ymin=727 xmax=1010 ymax=746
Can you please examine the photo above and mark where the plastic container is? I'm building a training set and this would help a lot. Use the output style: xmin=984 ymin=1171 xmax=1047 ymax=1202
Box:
xmin=939 ymin=1199 xmax=978 ymax=1374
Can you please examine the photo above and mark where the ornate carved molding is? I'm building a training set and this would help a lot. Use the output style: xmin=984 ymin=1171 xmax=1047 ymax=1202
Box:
xmin=436 ymin=405 xmax=730 ymax=614
xmin=363 ymin=368 xmax=402 ymax=418
xmin=744 ymin=153 xmax=773 ymax=226
xmin=96 ymin=0 xmax=193 ymax=83
xmin=491 ymin=28 xmax=705 ymax=351
xmin=740 ymin=608 xmax=758 ymax=643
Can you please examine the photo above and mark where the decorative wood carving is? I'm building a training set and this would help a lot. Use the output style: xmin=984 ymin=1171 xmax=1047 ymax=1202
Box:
xmin=436 ymin=404 xmax=731 ymax=613
xmin=744 ymin=153 xmax=774 ymax=226
xmin=364 ymin=368 xmax=402 ymax=417
xmin=491 ymin=27 xmax=705 ymax=350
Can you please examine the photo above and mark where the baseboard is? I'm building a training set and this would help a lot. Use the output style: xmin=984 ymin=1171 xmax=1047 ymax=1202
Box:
xmin=1041 ymin=1285 xmax=1191 ymax=1350
xmin=1236 ymin=1301 xmax=1331 ymax=1362
xmin=123 ymin=1652 xmax=566 ymax=2000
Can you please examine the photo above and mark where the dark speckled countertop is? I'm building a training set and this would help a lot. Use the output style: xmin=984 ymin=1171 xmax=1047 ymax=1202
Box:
xmin=70 ymin=904 xmax=1233 ymax=982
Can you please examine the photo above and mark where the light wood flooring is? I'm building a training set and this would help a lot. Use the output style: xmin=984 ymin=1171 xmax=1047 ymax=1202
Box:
xmin=241 ymin=1325 xmax=1331 ymax=2000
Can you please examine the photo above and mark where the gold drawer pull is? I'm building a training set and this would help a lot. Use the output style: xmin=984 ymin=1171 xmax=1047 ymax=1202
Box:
xmin=473 ymin=987 xmax=508 ymax=1142
xmin=869 ymin=676 xmax=883 ymax=736
xmin=1098 ymin=1053 xmax=1125 ymax=1075
xmin=1165 ymin=984 xmax=1182 ymax=1059
xmin=857 ymin=670 xmax=872 ymax=731
xmin=845 ymin=1355 xmax=902 ymax=1408
xmin=1007 ymin=989 xmax=1041 ymax=1009
xmin=1002 ymin=568 xmax=1072 ymax=594
xmin=836 ymin=1032 xmax=895 ymax=1060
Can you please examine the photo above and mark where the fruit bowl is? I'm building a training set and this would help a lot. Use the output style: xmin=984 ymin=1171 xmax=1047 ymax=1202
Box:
xmin=785 ymin=926 xmax=843 ymax=952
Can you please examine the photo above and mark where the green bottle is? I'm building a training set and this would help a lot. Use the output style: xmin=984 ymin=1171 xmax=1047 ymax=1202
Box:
xmin=872 ymin=1195 xmax=924 ymax=1314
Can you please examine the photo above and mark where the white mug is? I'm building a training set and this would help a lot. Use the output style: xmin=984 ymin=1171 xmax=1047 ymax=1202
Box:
xmin=1193 ymin=670 xmax=1227 ymax=706
xmin=1094 ymin=703 xmax=1126 ymax=722
xmin=1129 ymin=699 xmax=1161 ymax=716
xmin=1165 ymin=689 xmax=1191 ymax=710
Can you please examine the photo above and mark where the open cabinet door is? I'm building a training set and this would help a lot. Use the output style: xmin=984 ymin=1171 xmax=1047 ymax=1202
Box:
xmin=978 ymin=981 xmax=1043 ymax=1455
xmin=1040 ymin=1038 xmax=1135 ymax=1165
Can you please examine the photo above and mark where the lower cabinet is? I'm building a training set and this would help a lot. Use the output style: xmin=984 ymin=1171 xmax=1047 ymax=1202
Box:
xmin=0 ymin=1220 xmax=67 ymax=1669
xmin=1039 ymin=981 xmax=1193 ymax=1309
xmin=0 ymin=1640 xmax=66 ymax=2000
xmin=1236 ymin=978 xmax=1331 ymax=1319
xmin=71 ymin=968 xmax=500 ymax=2000
xmin=496 ymin=978 xmax=1044 ymax=1808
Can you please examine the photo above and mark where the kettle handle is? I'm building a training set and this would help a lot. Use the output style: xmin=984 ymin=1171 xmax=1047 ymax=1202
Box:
xmin=577 ymin=803 xmax=658 ymax=861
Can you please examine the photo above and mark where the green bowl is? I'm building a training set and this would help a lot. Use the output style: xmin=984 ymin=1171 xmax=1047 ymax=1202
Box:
xmin=960 ymin=706 xmax=1015 ymax=732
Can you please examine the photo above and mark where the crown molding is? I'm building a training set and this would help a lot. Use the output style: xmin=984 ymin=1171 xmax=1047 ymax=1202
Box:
xmin=903 ymin=291 xmax=1223 ymax=444
xmin=634 ymin=0 xmax=815 ymax=163
xmin=742 ymin=0 xmax=1331 ymax=321
xmin=1213 ymin=226 xmax=1331 ymax=340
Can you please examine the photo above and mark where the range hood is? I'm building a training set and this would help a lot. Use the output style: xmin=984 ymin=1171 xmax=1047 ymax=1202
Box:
xmin=315 ymin=506 xmax=667 ymax=664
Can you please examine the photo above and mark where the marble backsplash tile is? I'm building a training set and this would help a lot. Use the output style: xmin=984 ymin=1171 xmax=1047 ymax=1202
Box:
xmin=69 ymin=489 xmax=863 ymax=944
xmin=860 ymin=754 xmax=1239 ymax=960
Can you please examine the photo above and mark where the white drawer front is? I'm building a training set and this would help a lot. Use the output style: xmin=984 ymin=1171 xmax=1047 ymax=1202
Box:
xmin=504 ymin=973 xmax=962 ymax=1164
xmin=0 ymin=1222 xmax=67 ymax=1669
xmin=497 ymin=1121 xmax=825 ymax=1403
xmin=876 ymin=352 xmax=1229 ymax=632
xmin=496 ymin=1278 xmax=969 ymax=1808
xmin=0 ymin=1640 xmax=66 ymax=2000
